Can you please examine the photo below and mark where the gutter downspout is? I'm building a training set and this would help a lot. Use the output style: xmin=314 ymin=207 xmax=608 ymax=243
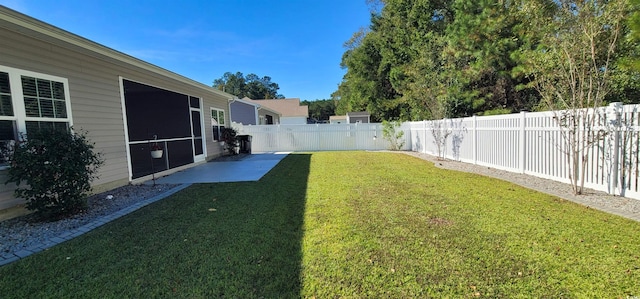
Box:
xmin=255 ymin=105 xmax=262 ymax=125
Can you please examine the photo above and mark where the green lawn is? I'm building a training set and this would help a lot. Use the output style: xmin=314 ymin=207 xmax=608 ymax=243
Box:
xmin=1 ymin=152 xmax=639 ymax=298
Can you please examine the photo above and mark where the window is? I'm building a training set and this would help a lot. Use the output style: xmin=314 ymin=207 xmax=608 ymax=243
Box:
xmin=189 ymin=96 xmax=200 ymax=108
xmin=21 ymin=76 xmax=67 ymax=119
xmin=0 ymin=72 xmax=15 ymax=165
xmin=211 ymin=108 xmax=225 ymax=141
xmin=0 ymin=65 xmax=72 ymax=166
xmin=0 ymin=72 xmax=14 ymax=117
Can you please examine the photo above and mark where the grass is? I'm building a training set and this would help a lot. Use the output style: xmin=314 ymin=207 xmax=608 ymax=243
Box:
xmin=1 ymin=151 xmax=639 ymax=297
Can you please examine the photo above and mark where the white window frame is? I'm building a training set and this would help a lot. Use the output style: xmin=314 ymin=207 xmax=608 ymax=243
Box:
xmin=0 ymin=65 xmax=73 ymax=136
xmin=0 ymin=65 xmax=73 ymax=168
xmin=211 ymin=107 xmax=225 ymax=141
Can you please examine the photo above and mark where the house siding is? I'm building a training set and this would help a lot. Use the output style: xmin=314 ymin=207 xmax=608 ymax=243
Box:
xmin=230 ymin=101 xmax=257 ymax=125
xmin=258 ymin=109 xmax=279 ymax=125
xmin=280 ymin=116 xmax=306 ymax=125
xmin=349 ymin=116 xmax=369 ymax=123
xmin=0 ymin=15 xmax=231 ymax=211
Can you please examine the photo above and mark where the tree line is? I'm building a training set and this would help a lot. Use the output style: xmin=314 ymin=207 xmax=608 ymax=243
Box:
xmin=301 ymin=99 xmax=336 ymax=122
xmin=334 ymin=0 xmax=640 ymax=122
xmin=213 ymin=72 xmax=338 ymax=121
xmin=213 ymin=72 xmax=284 ymax=100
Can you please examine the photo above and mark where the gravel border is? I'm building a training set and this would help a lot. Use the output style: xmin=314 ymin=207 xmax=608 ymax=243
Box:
xmin=0 ymin=183 xmax=190 ymax=266
xmin=403 ymin=151 xmax=640 ymax=222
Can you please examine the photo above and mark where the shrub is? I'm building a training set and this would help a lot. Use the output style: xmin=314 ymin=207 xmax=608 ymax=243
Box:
xmin=6 ymin=128 xmax=103 ymax=220
xmin=221 ymin=127 xmax=239 ymax=155
xmin=382 ymin=120 xmax=405 ymax=150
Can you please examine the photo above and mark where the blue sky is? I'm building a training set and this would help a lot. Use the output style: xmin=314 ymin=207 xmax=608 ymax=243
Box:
xmin=0 ymin=0 xmax=373 ymax=101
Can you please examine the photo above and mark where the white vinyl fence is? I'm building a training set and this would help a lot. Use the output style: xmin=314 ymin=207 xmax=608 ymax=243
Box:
xmin=235 ymin=103 xmax=639 ymax=200
xmin=407 ymin=103 xmax=640 ymax=200
xmin=235 ymin=123 xmax=411 ymax=152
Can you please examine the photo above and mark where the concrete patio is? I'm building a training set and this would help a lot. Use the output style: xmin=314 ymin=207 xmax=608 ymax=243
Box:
xmin=150 ymin=152 xmax=290 ymax=184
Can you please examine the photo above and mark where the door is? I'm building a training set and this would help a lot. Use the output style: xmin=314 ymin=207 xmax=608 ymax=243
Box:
xmin=190 ymin=102 xmax=205 ymax=162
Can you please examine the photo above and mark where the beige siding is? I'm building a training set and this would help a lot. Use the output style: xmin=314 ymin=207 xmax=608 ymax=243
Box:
xmin=0 ymin=23 xmax=231 ymax=211
xmin=0 ymin=29 xmax=130 ymax=184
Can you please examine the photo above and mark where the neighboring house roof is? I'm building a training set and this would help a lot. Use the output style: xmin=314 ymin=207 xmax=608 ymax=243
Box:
xmin=231 ymin=98 xmax=281 ymax=116
xmin=0 ymin=6 xmax=236 ymax=100
xmin=244 ymin=98 xmax=308 ymax=117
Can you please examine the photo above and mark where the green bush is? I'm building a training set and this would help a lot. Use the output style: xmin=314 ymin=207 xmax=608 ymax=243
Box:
xmin=382 ymin=120 xmax=405 ymax=150
xmin=221 ymin=127 xmax=239 ymax=155
xmin=6 ymin=128 xmax=103 ymax=220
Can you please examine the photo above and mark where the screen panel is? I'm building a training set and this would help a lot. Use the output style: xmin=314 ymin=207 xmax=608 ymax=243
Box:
xmin=123 ymin=80 xmax=191 ymax=142
xmin=129 ymin=143 xmax=168 ymax=179
xmin=168 ymin=139 xmax=194 ymax=169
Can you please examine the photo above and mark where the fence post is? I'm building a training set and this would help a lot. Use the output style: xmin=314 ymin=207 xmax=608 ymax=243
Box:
xmin=423 ymin=120 xmax=427 ymax=154
xmin=520 ymin=111 xmax=526 ymax=174
xmin=277 ymin=124 xmax=281 ymax=151
xmin=443 ymin=118 xmax=448 ymax=159
xmin=356 ymin=122 xmax=361 ymax=150
xmin=608 ymin=102 xmax=623 ymax=195
xmin=473 ymin=115 xmax=477 ymax=165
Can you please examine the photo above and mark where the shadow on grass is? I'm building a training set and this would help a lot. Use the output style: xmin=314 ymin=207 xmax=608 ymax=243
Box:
xmin=0 ymin=154 xmax=311 ymax=298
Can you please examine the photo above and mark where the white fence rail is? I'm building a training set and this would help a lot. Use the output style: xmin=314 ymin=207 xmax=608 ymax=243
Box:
xmin=236 ymin=123 xmax=411 ymax=152
xmin=408 ymin=104 xmax=640 ymax=200
xmin=235 ymin=103 xmax=639 ymax=200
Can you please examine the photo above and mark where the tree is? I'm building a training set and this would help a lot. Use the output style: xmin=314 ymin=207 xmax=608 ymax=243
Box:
xmin=385 ymin=0 xmax=453 ymax=120
xmin=444 ymin=0 xmax=539 ymax=115
xmin=516 ymin=0 xmax=629 ymax=195
xmin=336 ymin=25 xmax=402 ymax=121
xmin=627 ymin=0 xmax=640 ymax=71
xmin=337 ymin=0 xmax=637 ymax=122
xmin=301 ymin=99 xmax=336 ymax=122
xmin=336 ymin=0 xmax=438 ymax=122
xmin=213 ymin=72 xmax=284 ymax=99
xmin=336 ymin=0 xmax=537 ymax=121
xmin=608 ymin=0 xmax=640 ymax=104
xmin=382 ymin=120 xmax=405 ymax=150
xmin=213 ymin=71 xmax=245 ymax=96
